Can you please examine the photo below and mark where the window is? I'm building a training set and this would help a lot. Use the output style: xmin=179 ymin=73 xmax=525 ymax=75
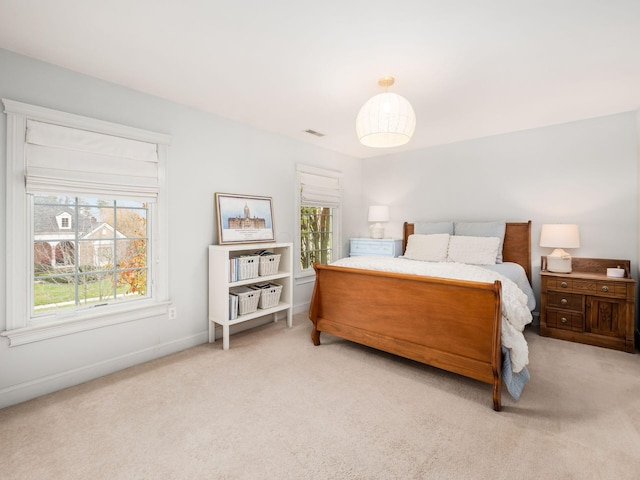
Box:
xmin=2 ymin=99 xmax=171 ymax=346
xmin=300 ymin=206 xmax=333 ymax=269
xmin=296 ymin=165 xmax=341 ymax=279
xmin=33 ymin=195 xmax=148 ymax=315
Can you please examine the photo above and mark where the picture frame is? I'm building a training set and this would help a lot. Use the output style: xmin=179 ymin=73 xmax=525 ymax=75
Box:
xmin=215 ymin=193 xmax=275 ymax=244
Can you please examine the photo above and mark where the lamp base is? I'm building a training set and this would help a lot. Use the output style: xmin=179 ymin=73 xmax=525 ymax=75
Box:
xmin=546 ymin=255 xmax=572 ymax=273
xmin=370 ymin=223 xmax=384 ymax=239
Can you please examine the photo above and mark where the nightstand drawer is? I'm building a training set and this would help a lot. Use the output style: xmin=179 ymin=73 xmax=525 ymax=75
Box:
xmin=547 ymin=292 xmax=583 ymax=312
xmin=349 ymin=238 xmax=402 ymax=257
xmin=546 ymin=277 xmax=575 ymax=291
xmin=546 ymin=309 xmax=584 ymax=332
xmin=547 ymin=278 xmax=598 ymax=294
xmin=547 ymin=277 xmax=627 ymax=298
xmin=571 ymin=279 xmax=598 ymax=294
xmin=595 ymin=281 xmax=627 ymax=298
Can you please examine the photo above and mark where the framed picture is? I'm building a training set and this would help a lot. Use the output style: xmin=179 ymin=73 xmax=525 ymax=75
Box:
xmin=215 ymin=193 xmax=275 ymax=244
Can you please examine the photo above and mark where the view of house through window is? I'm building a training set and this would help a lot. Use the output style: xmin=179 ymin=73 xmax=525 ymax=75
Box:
xmin=33 ymin=194 xmax=149 ymax=314
xmin=300 ymin=206 xmax=333 ymax=270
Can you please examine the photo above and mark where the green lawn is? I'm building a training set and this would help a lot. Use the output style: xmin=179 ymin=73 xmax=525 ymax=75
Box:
xmin=34 ymin=278 xmax=131 ymax=307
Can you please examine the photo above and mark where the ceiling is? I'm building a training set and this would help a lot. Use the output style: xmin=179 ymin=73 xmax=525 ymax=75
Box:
xmin=1 ymin=1 xmax=640 ymax=159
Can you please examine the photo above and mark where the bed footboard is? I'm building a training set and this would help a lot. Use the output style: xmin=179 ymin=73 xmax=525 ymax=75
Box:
xmin=308 ymin=263 xmax=503 ymax=411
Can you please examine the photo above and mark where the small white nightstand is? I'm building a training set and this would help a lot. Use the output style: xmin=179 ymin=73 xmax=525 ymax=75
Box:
xmin=350 ymin=238 xmax=403 ymax=258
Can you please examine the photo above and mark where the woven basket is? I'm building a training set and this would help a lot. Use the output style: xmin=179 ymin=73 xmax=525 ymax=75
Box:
xmin=237 ymin=255 xmax=260 ymax=280
xmin=258 ymin=283 xmax=283 ymax=309
xmin=258 ymin=254 xmax=281 ymax=276
xmin=230 ymin=286 xmax=260 ymax=315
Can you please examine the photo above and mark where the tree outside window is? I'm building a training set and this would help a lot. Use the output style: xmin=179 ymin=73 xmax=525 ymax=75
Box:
xmin=300 ymin=206 xmax=333 ymax=270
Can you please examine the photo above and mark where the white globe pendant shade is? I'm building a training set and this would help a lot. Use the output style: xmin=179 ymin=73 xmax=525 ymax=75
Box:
xmin=356 ymin=90 xmax=416 ymax=148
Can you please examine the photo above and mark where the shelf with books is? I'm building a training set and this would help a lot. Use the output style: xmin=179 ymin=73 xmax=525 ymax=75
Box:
xmin=208 ymin=242 xmax=292 ymax=350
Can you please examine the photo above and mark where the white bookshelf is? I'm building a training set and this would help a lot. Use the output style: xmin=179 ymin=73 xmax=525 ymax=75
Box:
xmin=208 ymin=242 xmax=293 ymax=349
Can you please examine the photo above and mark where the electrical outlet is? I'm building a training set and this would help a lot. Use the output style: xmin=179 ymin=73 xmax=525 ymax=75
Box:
xmin=168 ymin=307 xmax=177 ymax=319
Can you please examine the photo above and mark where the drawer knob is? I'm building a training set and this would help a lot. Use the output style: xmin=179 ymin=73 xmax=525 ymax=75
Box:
xmin=561 ymin=317 xmax=568 ymax=324
xmin=561 ymin=282 xmax=568 ymax=288
xmin=560 ymin=298 xmax=568 ymax=305
xmin=601 ymin=286 xmax=609 ymax=293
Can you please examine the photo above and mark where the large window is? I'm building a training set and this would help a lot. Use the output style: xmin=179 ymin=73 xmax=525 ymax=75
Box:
xmin=2 ymin=99 xmax=170 ymax=346
xmin=297 ymin=165 xmax=341 ymax=277
xmin=33 ymin=195 xmax=149 ymax=315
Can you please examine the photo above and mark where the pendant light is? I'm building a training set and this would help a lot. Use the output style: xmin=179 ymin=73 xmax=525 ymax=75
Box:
xmin=356 ymin=76 xmax=416 ymax=148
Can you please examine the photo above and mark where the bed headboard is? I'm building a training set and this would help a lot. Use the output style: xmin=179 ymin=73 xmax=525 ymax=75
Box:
xmin=402 ymin=221 xmax=532 ymax=283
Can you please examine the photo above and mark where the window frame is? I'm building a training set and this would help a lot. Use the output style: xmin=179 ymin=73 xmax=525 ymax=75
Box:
xmin=295 ymin=164 xmax=341 ymax=282
xmin=2 ymin=99 xmax=171 ymax=346
xmin=32 ymin=195 xmax=151 ymax=317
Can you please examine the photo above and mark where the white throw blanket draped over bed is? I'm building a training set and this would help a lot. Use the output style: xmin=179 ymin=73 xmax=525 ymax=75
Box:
xmin=330 ymin=257 xmax=532 ymax=373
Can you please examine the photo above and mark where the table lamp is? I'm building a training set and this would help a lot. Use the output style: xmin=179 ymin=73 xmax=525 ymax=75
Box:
xmin=540 ymin=224 xmax=580 ymax=273
xmin=368 ymin=205 xmax=389 ymax=239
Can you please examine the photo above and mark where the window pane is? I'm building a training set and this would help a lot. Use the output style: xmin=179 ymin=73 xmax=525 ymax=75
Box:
xmin=32 ymin=195 xmax=149 ymax=315
xmin=78 ymin=238 xmax=116 ymax=268
xmin=117 ymin=268 xmax=147 ymax=296
xmin=117 ymin=239 xmax=147 ymax=262
xmin=115 ymin=207 xmax=147 ymax=238
xmin=300 ymin=206 xmax=333 ymax=270
xmin=34 ymin=276 xmax=76 ymax=313
xmin=77 ymin=272 xmax=117 ymax=305
xmin=300 ymin=252 xmax=312 ymax=270
xmin=116 ymin=239 xmax=148 ymax=296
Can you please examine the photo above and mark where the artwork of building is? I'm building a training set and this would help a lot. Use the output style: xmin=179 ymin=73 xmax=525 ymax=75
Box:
xmin=227 ymin=203 xmax=266 ymax=229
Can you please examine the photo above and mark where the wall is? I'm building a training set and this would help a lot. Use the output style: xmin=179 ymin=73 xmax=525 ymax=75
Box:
xmin=637 ymin=109 xmax=640 ymax=346
xmin=361 ymin=112 xmax=639 ymax=322
xmin=0 ymin=49 xmax=362 ymax=408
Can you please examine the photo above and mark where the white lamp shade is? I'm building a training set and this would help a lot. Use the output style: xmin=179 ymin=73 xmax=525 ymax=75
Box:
xmin=368 ymin=205 xmax=389 ymax=222
xmin=356 ymin=92 xmax=416 ymax=148
xmin=540 ymin=224 xmax=580 ymax=249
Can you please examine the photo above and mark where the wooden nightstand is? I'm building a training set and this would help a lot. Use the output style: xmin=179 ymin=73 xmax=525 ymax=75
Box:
xmin=540 ymin=257 xmax=636 ymax=353
xmin=349 ymin=238 xmax=403 ymax=257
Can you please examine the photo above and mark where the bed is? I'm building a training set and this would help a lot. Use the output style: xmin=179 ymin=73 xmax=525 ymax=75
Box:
xmin=308 ymin=221 xmax=533 ymax=411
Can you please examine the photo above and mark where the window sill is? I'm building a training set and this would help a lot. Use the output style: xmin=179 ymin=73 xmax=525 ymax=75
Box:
xmin=1 ymin=301 xmax=171 ymax=347
xmin=295 ymin=270 xmax=317 ymax=285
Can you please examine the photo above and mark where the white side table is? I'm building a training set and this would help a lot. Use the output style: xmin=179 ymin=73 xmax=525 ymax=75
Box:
xmin=349 ymin=238 xmax=403 ymax=257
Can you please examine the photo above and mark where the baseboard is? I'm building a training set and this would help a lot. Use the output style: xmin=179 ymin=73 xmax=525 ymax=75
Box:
xmin=294 ymin=301 xmax=310 ymax=315
xmin=3 ymin=302 xmax=314 ymax=409
xmin=0 ymin=331 xmax=208 ymax=409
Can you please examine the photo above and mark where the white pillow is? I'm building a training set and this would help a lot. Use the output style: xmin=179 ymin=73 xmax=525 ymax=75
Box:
xmin=447 ymin=235 xmax=500 ymax=265
xmin=454 ymin=221 xmax=506 ymax=263
xmin=404 ymin=234 xmax=450 ymax=262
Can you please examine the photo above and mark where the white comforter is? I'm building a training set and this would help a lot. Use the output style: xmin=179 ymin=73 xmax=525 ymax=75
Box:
xmin=330 ymin=256 xmax=532 ymax=373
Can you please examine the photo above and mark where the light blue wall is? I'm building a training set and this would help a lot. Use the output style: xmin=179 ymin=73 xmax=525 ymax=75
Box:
xmin=0 ymin=49 xmax=363 ymax=407
xmin=361 ymin=112 xmax=639 ymax=315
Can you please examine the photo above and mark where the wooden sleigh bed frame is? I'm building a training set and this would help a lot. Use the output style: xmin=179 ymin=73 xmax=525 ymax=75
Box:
xmin=308 ymin=221 xmax=531 ymax=411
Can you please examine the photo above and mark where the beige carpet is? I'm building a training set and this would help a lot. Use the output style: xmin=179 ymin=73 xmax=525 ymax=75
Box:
xmin=1 ymin=313 xmax=639 ymax=479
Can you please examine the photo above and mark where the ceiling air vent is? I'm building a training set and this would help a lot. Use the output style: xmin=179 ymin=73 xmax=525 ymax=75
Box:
xmin=305 ymin=129 xmax=325 ymax=137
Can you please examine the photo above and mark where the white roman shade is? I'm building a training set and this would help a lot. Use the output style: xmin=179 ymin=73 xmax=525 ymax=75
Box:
xmin=25 ymin=120 xmax=159 ymax=200
xmin=299 ymin=171 xmax=340 ymax=207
